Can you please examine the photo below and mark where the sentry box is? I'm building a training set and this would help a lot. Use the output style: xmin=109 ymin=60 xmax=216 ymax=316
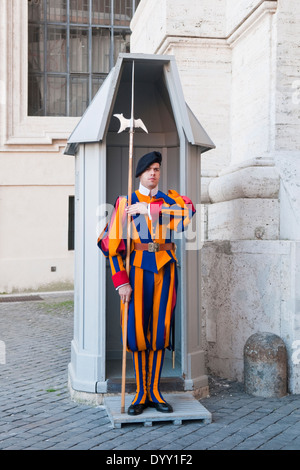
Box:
xmin=65 ymin=53 xmax=215 ymax=401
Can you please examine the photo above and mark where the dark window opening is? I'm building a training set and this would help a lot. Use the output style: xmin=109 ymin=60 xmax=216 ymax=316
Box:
xmin=68 ymin=195 xmax=75 ymax=251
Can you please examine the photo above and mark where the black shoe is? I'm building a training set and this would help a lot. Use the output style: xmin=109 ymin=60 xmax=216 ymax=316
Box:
xmin=127 ymin=403 xmax=147 ymax=416
xmin=148 ymin=401 xmax=173 ymax=413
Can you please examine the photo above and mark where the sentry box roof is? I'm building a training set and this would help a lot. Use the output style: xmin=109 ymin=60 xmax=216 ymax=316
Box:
xmin=65 ymin=53 xmax=215 ymax=156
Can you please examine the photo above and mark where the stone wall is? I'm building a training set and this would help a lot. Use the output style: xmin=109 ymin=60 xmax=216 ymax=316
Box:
xmin=131 ymin=0 xmax=300 ymax=393
xmin=0 ymin=1 xmax=77 ymax=293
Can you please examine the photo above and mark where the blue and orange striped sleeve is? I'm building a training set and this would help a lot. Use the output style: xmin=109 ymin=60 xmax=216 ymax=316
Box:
xmin=106 ymin=196 xmax=130 ymax=289
xmin=149 ymin=190 xmax=196 ymax=232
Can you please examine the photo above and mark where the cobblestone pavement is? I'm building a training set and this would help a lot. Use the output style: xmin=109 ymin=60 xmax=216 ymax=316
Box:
xmin=0 ymin=292 xmax=300 ymax=451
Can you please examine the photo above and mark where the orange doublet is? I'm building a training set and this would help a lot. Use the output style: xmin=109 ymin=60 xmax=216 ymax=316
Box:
xmin=98 ymin=187 xmax=195 ymax=405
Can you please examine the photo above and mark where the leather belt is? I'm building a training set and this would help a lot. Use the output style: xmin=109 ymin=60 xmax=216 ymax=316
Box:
xmin=134 ymin=242 xmax=175 ymax=253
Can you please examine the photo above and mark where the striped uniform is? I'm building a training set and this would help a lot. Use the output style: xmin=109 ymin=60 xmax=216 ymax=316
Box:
xmin=98 ymin=188 xmax=195 ymax=404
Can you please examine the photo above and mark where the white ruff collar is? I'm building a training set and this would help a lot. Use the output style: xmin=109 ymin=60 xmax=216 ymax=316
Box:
xmin=138 ymin=182 xmax=158 ymax=198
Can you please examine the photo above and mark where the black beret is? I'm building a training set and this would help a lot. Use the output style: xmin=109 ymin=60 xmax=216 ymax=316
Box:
xmin=135 ymin=151 xmax=162 ymax=177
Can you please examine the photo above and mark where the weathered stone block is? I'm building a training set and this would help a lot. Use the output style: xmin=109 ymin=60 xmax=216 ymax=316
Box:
xmin=244 ymin=332 xmax=287 ymax=397
xmin=207 ymin=198 xmax=279 ymax=240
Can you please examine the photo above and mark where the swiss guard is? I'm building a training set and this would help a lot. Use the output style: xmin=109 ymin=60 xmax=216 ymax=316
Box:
xmin=98 ymin=151 xmax=196 ymax=416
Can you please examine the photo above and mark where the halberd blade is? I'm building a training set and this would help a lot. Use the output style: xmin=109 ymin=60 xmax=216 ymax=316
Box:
xmin=113 ymin=113 xmax=131 ymax=133
xmin=114 ymin=113 xmax=148 ymax=134
xmin=134 ymin=119 xmax=148 ymax=134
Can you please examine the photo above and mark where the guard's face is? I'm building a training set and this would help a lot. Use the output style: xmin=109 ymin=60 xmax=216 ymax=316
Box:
xmin=139 ymin=163 xmax=161 ymax=190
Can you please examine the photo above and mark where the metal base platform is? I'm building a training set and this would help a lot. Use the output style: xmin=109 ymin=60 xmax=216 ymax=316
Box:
xmin=104 ymin=393 xmax=212 ymax=428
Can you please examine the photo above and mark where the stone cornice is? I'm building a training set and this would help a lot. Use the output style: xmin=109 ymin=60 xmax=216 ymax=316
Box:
xmin=227 ymin=0 xmax=277 ymax=46
xmin=149 ymin=0 xmax=278 ymax=54
xmin=207 ymin=164 xmax=279 ymax=203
